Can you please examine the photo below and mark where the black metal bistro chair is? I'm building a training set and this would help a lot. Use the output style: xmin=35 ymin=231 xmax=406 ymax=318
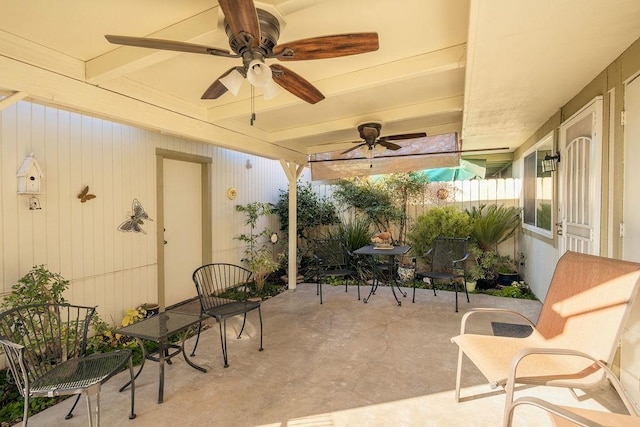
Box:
xmin=415 ymin=236 xmax=471 ymax=312
xmin=191 ymin=263 xmax=263 ymax=368
xmin=312 ymin=238 xmax=360 ymax=304
xmin=0 ymin=303 xmax=135 ymax=426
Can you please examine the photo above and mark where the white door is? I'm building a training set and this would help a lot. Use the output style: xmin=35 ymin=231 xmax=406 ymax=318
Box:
xmin=558 ymin=98 xmax=603 ymax=256
xmin=163 ymin=158 xmax=202 ymax=307
xmin=623 ymin=75 xmax=640 ymax=262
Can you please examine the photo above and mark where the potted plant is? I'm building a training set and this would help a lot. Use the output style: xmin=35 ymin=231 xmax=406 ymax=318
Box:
xmin=397 ymin=257 xmax=416 ymax=282
xmin=466 ymin=264 xmax=485 ymax=292
xmin=494 ymin=254 xmax=519 ymax=286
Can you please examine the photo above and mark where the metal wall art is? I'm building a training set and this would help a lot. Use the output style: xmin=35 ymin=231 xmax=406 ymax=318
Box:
xmin=118 ymin=199 xmax=153 ymax=234
xmin=77 ymin=186 xmax=96 ymax=203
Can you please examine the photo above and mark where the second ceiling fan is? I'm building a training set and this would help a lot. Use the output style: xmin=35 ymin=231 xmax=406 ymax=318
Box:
xmin=105 ymin=0 xmax=379 ymax=104
xmin=342 ymin=123 xmax=427 ymax=155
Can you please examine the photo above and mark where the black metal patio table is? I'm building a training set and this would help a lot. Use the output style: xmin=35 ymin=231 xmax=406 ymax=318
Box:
xmin=354 ymin=245 xmax=412 ymax=306
xmin=116 ymin=310 xmax=207 ymax=403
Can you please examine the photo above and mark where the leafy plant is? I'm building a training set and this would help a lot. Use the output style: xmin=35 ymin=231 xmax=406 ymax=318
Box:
xmin=0 ymin=265 xmax=69 ymax=310
xmin=406 ymin=206 xmax=474 ymax=256
xmin=376 ymin=172 xmax=428 ymax=243
xmin=235 ymin=202 xmax=280 ymax=291
xmin=333 ymin=177 xmax=402 ymax=234
xmin=272 ymin=181 xmax=340 ymax=241
xmin=467 ymin=204 xmax=521 ymax=251
xmin=466 ymin=264 xmax=486 ymax=281
xmin=478 ymin=281 xmax=537 ymax=300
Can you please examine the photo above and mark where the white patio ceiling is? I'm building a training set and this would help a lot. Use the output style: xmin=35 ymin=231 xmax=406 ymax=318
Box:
xmin=1 ymin=0 xmax=640 ymax=176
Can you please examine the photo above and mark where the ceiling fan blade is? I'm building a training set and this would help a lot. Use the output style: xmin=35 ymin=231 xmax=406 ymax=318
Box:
xmin=378 ymin=141 xmax=402 ymax=151
xmin=271 ymin=64 xmax=325 ymax=104
xmin=381 ymin=132 xmax=427 ymax=141
xmin=272 ymin=33 xmax=379 ymax=60
xmin=342 ymin=143 xmax=366 ymax=155
xmin=218 ymin=0 xmax=260 ymax=48
xmin=105 ymin=35 xmax=231 ymax=56
xmin=201 ymin=67 xmax=237 ymax=99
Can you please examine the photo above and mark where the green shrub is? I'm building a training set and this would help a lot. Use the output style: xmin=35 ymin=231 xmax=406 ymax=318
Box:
xmin=0 ymin=265 xmax=69 ymax=310
xmin=406 ymin=206 xmax=474 ymax=256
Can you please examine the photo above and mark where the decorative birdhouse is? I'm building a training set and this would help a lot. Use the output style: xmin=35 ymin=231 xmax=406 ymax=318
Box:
xmin=17 ymin=153 xmax=44 ymax=194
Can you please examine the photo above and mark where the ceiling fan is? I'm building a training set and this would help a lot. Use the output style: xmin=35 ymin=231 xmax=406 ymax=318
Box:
xmin=105 ymin=0 xmax=379 ymax=104
xmin=342 ymin=123 xmax=427 ymax=155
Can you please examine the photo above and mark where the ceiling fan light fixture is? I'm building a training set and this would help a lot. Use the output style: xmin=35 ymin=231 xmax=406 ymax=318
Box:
xmin=360 ymin=145 xmax=374 ymax=159
xmin=375 ymin=144 xmax=386 ymax=154
xmin=219 ymin=69 xmax=245 ymax=96
xmin=246 ymin=59 xmax=272 ymax=87
xmin=263 ymin=79 xmax=280 ymax=100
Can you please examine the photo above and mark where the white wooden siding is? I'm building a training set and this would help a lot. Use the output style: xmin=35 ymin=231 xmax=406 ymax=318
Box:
xmin=0 ymin=99 xmax=290 ymax=325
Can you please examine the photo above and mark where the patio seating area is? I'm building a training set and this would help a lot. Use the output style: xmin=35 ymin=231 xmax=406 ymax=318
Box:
xmin=28 ymin=284 xmax=628 ymax=426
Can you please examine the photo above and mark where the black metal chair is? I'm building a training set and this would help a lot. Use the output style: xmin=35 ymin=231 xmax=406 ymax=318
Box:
xmin=414 ymin=236 xmax=471 ymax=312
xmin=312 ymin=238 xmax=360 ymax=304
xmin=0 ymin=303 xmax=135 ymax=426
xmin=191 ymin=263 xmax=263 ymax=368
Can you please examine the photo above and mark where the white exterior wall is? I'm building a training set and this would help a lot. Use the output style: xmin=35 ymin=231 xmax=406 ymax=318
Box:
xmin=0 ymin=99 xmax=291 ymax=325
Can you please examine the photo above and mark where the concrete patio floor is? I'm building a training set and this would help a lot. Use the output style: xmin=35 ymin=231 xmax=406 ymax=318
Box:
xmin=27 ymin=283 xmax=628 ymax=426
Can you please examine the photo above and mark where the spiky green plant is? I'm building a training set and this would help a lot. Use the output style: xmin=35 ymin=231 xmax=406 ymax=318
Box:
xmin=467 ymin=204 xmax=522 ymax=252
xmin=334 ymin=217 xmax=373 ymax=253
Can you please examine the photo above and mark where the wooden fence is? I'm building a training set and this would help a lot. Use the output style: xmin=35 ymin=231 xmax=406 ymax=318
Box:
xmin=313 ymin=178 xmax=521 ymax=221
xmin=312 ymin=178 xmax=523 ymax=256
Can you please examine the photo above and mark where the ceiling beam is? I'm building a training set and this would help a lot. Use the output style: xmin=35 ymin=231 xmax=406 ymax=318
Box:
xmin=281 ymin=96 xmax=464 ymax=152
xmin=0 ymin=29 xmax=84 ymax=79
xmin=1 ymin=55 xmax=307 ymax=163
xmin=86 ymin=8 xmax=221 ymax=84
xmin=205 ymin=44 xmax=467 ymax=123
xmin=0 ymin=91 xmax=28 ymax=111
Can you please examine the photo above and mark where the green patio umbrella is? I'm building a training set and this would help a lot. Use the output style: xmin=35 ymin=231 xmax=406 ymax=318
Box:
xmin=424 ymin=159 xmax=486 ymax=182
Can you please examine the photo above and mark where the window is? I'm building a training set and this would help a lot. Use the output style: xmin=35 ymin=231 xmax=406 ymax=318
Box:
xmin=523 ymin=132 xmax=554 ymax=237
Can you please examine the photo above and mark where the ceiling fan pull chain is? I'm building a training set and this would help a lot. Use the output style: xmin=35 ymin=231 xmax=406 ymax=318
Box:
xmin=250 ymin=85 xmax=256 ymax=126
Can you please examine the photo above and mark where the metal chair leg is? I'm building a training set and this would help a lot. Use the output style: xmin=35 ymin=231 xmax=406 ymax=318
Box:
xmin=190 ymin=321 xmax=203 ymax=356
xmin=65 ymin=395 xmax=82 ymax=419
xmin=23 ymin=394 xmax=30 ymax=427
xmin=454 ymin=280 xmax=459 ymax=312
xmin=128 ymin=357 xmax=136 ymax=419
xmin=258 ymin=307 xmax=264 ymax=352
xmin=455 ymin=348 xmax=464 ymax=402
xmin=237 ymin=313 xmax=248 ymax=338
xmin=220 ymin=320 xmax=229 ymax=368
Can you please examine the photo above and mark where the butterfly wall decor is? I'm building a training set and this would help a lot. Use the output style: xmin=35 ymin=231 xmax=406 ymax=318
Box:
xmin=118 ymin=199 xmax=153 ymax=234
xmin=78 ymin=186 xmax=96 ymax=203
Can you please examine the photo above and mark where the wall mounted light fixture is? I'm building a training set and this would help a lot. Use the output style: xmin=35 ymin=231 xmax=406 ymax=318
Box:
xmin=541 ymin=151 xmax=561 ymax=173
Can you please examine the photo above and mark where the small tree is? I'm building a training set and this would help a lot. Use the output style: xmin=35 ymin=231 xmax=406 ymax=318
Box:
xmin=272 ymin=181 xmax=340 ymax=241
xmin=333 ymin=177 xmax=401 ymax=235
xmin=377 ymin=172 xmax=428 ymax=243
xmin=235 ymin=202 xmax=279 ymax=291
